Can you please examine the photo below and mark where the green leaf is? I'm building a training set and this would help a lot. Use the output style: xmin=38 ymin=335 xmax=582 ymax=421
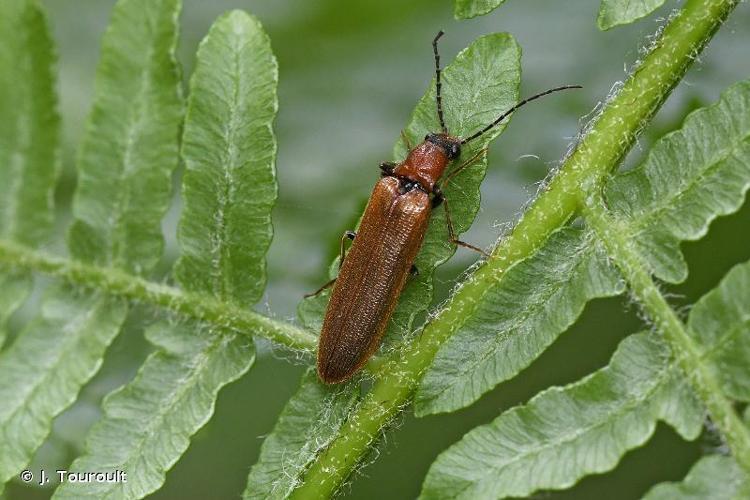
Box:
xmin=0 ymin=286 xmax=128 ymax=487
xmin=243 ymin=370 xmax=359 ymax=499
xmin=642 ymin=455 xmax=750 ymax=499
xmin=299 ymin=33 xmax=520 ymax=350
xmin=687 ymin=260 xmax=750 ymax=402
xmin=175 ymin=9 xmax=278 ymax=305
xmin=416 ymin=227 xmax=624 ymax=416
xmin=67 ymin=0 xmax=183 ymax=274
xmin=52 ymin=320 xmax=254 ymax=500
xmin=55 ymin=11 xmax=278 ymax=499
xmin=453 ymin=0 xmax=507 ymax=20
xmin=0 ymin=268 xmax=30 ymax=348
xmin=0 ymin=0 xmax=182 ymax=490
xmin=420 ymin=333 xmax=703 ymax=499
xmin=606 ymin=79 xmax=750 ymax=283
xmin=598 ymin=0 xmax=668 ymax=31
xmin=0 ymin=0 xmax=60 ymax=347
xmin=0 ymin=0 xmax=59 ymax=246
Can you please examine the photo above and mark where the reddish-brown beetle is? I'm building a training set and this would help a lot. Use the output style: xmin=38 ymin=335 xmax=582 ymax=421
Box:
xmin=314 ymin=31 xmax=579 ymax=384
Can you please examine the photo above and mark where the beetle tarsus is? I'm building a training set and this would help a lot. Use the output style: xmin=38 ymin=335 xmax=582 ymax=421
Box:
xmin=441 ymin=195 xmax=490 ymax=258
xmin=304 ymin=278 xmax=337 ymax=298
xmin=400 ymin=130 xmax=413 ymax=150
xmin=338 ymin=230 xmax=356 ymax=269
xmin=379 ymin=161 xmax=397 ymax=176
xmin=431 ymin=186 xmax=444 ymax=208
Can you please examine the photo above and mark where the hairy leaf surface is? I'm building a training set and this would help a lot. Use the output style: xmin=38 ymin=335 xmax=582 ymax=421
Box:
xmin=244 ymin=370 xmax=359 ymax=499
xmin=0 ymin=0 xmax=182 ymax=490
xmin=598 ymin=0 xmax=668 ymax=30
xmin=67 ymin=0 xmax=182 ymax=273
xmin=416 ymin=228 xmax=623 ymax=415
xmin=0 ymin=0 xmax=59 ymax=347
xmin=55 ymin=10 xmax=278 ymax=499
xmin=687 ymin=260 xmax=750 ymax=402
xmin=606 ymin=80 xmax=750 ymax=283
xmin=0 ymin=269 xmax=30 ymax=348
xmin=175 ymin=9 xmax=278 ymax=305
xmin=643 ymin=455 xmax=750 ymax=499
xmin=0 ymin=0 xmax=59 ymax=246
xmin=299 ymin=33 xmax=520 ymax=349
xmin=53 ymin=321 xmax=253 ymax=499
xmin=453 ymin=0 xmax=507 ymax=20
xmin=0 ymin=287 xmax=127 ymax=487
xmin=420 ymin=333 xmax=703 ymax=499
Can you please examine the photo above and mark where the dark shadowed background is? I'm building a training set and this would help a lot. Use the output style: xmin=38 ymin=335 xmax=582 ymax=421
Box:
xmin=8 ymin=0 xmax=750 ymax=498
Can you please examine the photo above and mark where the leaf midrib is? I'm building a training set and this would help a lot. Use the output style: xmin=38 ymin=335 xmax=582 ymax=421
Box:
xmin=66 ymin=330 xmax=234 ymax=498
xmin=210 ymin=35 xmax=249 ymax=299
xmin=108 ymin=40 xmax=157 ymax=270
xmin=450 ymin=363 xmax=669 ymax=498
xmin=425 ymin=240 xmax=597 ymax=408
xmin=629 ymin=127 xmax=750 ymax=235
xmin=0 ymin=294 xmax=109 ymax=431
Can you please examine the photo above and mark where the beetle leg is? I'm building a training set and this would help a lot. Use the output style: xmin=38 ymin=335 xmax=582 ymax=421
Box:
xmin=339 ymin=230 xmax=356 ymax=269
xmin=431 ymin=186 xmax=444 ymax=208
xmin=400 ymin=129 xmax=413 ymax=150
xmin=304 ymin=278 xmax=337 ymax=298
xmin=442 ymin=147 xmax=488 ymax=188
xmin=379 ymin=161 xmax=397 ymax=176
xmin=304 ymin=231 xmax=356 ymax=298
xmin=441 ymin=196 xmax=491 ymax=258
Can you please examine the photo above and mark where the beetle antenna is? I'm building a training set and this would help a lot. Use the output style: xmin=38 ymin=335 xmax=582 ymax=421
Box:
xmin=461 ymin=85 xmax=582 ymax=145
xmin=432 ymin=30 xmax=447 ymax=133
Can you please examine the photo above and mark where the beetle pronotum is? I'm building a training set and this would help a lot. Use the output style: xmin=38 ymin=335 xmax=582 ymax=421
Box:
xmin=314 ymin=31 xmax=580 ymax=384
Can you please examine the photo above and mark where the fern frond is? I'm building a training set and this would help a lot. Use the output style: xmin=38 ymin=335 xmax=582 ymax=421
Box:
xmin=416 ymin=228 xmax=623 ymax=415
xmin=643 ymin=455 xmax=750 ymax=499
xmin=54 ymin=10 xmax=279 ymax=499
xmin=0 ymin=0 xmax=182 ymax=489
xmin=0 ymin=0 xmax=59 ymax=348
xmin=420 ymin=333 xmax=702 ymax=499
xmin=244 ymin=370 xmax=358 ymax=499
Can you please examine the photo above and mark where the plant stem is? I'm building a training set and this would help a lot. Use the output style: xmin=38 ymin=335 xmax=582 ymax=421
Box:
xmin=291 ymin=0 xmax=739 ymax=496
xmin=583 ymin=196 xmax=750 ymax=472
xmin=0 ymin=238 xmax=317 ymax=352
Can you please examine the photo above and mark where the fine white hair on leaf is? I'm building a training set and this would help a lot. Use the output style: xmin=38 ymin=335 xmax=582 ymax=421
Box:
xmin=516 ymin=153 xmax=541 ymax=162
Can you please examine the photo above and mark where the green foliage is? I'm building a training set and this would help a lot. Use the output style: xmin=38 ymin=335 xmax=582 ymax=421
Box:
xmin=0 ymin=0 xmax=182 ymax=491
xmin=0 ymin=269 xmax=31 ymax=347
xmin=605 ymin=80 xmax=750 ymax=284
xmin=53 ymin=320 xmax=254 ymax=499
xmin=0 ymin=0 xmax=748 ymax=498
xmin=0 ymin=0 xmax=59 ymax=347
xmin=0 ymin=288 xmax=127 ymax=489
xmin=67 ymin=0 xmax=183 ymax=273
xmin=418 ymin=78 xmax=750 ymax=416
xmin=687 ymin=261 xmax=750 ymax=402
xmin=453 ymin=0 xmax=507 ymax=20
xmin=643 ymin=455 xmax=750 ymax=499
xmin=54 ymin=10 xmax=278 ymax=499
xmin=454 ymin=0 xmax=671 ymax=29
xmin=244 ymin=370 xmax=359 ymax=499
xmin=420 ymin=333 xmax=702 ymax=499
xmin=598 ymin=0 xmax=669 ymax=30
xmin=415 ymin=77 xmax=750 ymax=498
xmin=415 ymin=228 xmax=623 ymax=415
xmin=175 ymin=9 xmax=278 ymax=305
xmin=0 ymin=0 xmax=59 ymax=246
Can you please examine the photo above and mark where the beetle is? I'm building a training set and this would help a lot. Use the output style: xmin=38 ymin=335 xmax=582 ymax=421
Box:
xmin=314 ymin=31 xmax=580 ymax=384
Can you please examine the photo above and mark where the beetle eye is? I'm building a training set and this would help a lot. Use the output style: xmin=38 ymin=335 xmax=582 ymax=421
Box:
xmin=451 ymin=144 xmax=460 ymax=158
xmin=424 ymin=134 xmax=430 ymax=141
